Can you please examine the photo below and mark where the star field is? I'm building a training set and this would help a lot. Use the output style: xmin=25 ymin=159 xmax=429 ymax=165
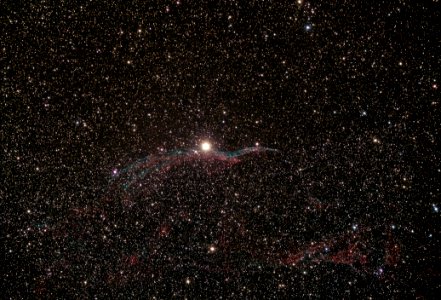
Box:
xmin=2 ymin=0 xmax=440 ymax=298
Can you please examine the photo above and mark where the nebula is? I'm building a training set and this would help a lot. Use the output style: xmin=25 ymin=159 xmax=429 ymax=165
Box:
xmin=35 ymin=147 xmax=402 ymax=297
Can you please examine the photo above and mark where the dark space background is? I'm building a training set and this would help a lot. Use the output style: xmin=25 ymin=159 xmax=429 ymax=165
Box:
xmin=2 ymin=0 xmax=440 ymax=298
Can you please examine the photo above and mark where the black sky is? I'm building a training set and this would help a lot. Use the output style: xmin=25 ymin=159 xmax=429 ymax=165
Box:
xmin=2 ymin=0 xmax=440 ymax=298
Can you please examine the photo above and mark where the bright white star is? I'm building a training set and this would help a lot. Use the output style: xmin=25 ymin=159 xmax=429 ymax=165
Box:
xmin=201 ymin=141 xmax=212 ymax=152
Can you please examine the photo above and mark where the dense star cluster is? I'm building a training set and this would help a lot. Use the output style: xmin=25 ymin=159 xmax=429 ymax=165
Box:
xmin=2 ymin=0 xmax=440 ymax=298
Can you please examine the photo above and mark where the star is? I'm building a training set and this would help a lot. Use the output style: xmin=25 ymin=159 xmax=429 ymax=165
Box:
xmin=201 ymin=141 xmax=212 ymax=152
xmin=208 ymin=245 xmax=217 ymax=253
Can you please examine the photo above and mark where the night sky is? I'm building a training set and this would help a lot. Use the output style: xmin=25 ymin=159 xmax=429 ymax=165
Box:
xmin=2 ymin=0 xmax=440 ymax=298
